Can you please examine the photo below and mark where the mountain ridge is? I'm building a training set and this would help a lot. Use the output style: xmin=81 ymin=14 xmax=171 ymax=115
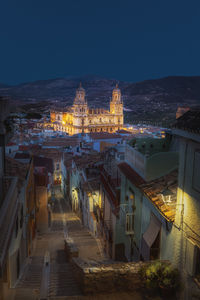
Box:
xmin=1 ymin=75 xmax=200 ymax=124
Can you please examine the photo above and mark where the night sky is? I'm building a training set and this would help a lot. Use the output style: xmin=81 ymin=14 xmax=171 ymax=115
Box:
xmin=1 ymin=0 xmax=200 ymax=85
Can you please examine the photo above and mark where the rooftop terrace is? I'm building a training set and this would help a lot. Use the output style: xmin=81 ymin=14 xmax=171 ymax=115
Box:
xmin=129 ymin=136 xmax=171 ymax=156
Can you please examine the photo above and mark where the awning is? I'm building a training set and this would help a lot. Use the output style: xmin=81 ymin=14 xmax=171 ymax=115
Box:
xmin=141 ymin=214 xmax=161 ymax=261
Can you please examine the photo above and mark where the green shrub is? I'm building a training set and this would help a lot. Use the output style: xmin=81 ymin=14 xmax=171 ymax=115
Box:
xmin=140 ymin=261 xmax=180 ymax=293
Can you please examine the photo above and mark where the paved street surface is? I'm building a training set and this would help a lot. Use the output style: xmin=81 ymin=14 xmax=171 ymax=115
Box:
xmin=13 ymin=188 xmax=143 ymax=300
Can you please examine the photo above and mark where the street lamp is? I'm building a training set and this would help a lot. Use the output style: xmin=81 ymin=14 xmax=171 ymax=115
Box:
xmin=160 ymin=188 xmax=173 ymax=204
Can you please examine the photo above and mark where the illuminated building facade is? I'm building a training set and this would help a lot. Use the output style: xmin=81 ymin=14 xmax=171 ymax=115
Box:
xmin=50 ymin=84 xmax=124 ymax=135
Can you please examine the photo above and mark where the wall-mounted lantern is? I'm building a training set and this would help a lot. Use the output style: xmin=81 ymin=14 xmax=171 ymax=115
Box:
xmin=160 ymin=188 xmax=173 ymax=204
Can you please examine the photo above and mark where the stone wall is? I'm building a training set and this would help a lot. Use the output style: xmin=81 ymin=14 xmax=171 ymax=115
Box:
xmin=72 ymin=257 xmax=148 ymax=295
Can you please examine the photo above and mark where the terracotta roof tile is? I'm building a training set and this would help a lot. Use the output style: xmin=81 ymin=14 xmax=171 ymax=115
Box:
xmin=139 ymin=170 xmax=178 ymax=222
xmin=118 ymin=162 xmax=146 ymax=186
xmin=88 ymin=133 xmax=122 ymax=140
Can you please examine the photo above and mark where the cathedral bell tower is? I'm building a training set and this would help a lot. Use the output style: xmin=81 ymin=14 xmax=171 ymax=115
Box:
xmin=73 ymin=82 xmax=88 ymax=114
xmin=110 ymin=84 xmax=123 ymax=114
xmin=110 ymin=84 xmax=124 ymax=129
xmin=73 ymin=83 xmax=88 ymax=133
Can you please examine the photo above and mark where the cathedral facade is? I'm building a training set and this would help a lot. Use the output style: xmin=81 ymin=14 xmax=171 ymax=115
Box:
xmin=50 ymin=84 xmax=124 ymax=135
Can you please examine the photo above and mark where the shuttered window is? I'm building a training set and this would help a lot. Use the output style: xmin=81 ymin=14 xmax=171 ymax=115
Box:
xmin=125 ymin=213 xmax=134 ymax=234
xmin=193 ymin=150 xmax=200 ymax=192
xmin=185 ymin=238 xmax=197 ymax=276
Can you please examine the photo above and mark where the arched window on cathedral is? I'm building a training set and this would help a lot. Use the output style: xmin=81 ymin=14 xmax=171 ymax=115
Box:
xmin=89 ymin=120 xmax=92 ymax=124
xmin=100 ymin=118 xmax=102 ymax=123
xmin=58 ymin=115 xmax=60 ymax=120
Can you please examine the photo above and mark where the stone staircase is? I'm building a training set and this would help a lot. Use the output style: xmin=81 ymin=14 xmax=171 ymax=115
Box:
xmin=51 ymin=219 xmax=64 ymax=231
xmin=48 ymin=262 xmax=82 ymax=298
xmin=16 ymin=256 xmax=43 ymax=290
xmin=14 ymin=256 xmax=43 ymax=300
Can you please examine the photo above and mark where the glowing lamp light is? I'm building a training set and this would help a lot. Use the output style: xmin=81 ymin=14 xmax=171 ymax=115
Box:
xmin=62 ymin=121 xmax=65 ymax=125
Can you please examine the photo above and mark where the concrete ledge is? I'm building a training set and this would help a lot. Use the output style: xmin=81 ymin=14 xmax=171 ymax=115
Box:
xmin=64 ymin=238 xmax=79 ymax=261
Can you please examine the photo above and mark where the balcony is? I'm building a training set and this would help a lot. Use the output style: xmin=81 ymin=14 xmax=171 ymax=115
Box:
xmin=0 ymin=176 xmax=18 ymax=275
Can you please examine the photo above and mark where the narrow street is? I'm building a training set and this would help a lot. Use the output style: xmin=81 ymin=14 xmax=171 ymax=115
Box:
xmin=13 ymin=187 xmax=105 ymax=300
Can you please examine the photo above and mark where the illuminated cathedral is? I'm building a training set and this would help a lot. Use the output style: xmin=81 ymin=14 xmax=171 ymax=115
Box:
xmin=50 ymin=84 xmax=124 ymax=135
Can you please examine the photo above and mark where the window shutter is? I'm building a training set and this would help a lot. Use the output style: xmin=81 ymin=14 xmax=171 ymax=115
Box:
xmin=125 ymin=213 xmax=134 ymax=234
xmin=185 ymin=238 xmax=197 ymax=276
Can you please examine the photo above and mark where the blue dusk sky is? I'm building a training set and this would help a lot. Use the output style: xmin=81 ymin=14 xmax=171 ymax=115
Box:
xmin=0 ymin=0 xmax=200 ymax=84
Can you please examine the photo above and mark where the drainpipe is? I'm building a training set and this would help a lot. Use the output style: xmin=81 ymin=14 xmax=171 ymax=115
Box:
xmin=179 ymin=139 xmax=187 ymax=299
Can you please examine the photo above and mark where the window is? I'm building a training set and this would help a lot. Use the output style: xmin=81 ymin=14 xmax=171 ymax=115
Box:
xmin=125 ymin=213 xmax=134 ymax=234
xmin=185 ymin=238 xmax=198 ymax=276
xmin=195 ymin=246 xmax=200 ymax=282
xmin=15 ymin=216 xmax=19 ymax=238
xmin=56 ymin=163 xmax=60 ymax=170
